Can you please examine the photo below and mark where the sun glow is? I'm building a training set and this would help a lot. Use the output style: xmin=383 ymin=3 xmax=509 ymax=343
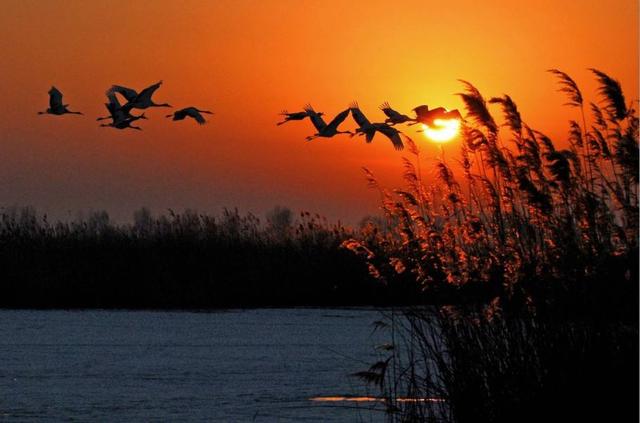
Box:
xmin=422 ymin=119 xmax=461 ymax=143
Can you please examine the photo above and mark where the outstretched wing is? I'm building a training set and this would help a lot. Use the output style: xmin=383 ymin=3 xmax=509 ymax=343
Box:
xmin=412 ymin=105 xmax=430 ymax=120
xmin=107 ymin=85 xmax=138 ymax=102
xmin=375 ymin=123 xmax=404 ymax=150
xmin=136 ymin=81 xmax=162 ymax=103
xmin=326 ymin=109 xmax=351 ymax=132
xmin=106 ymin=92 xmax=122 ymax=109
xmin=444 ymin=109 xmax=463 ymax=120
xmin=380 ymin=101 xmax=403 ymax=119
xmin=186 ymin=108 xmax=206 ymax=125
xmin=103 ymin=102 xmax=115 ymax=117
xmin=349 ymin=102 xmax=371 ymax=128
xmin=285 ymin=111 xmax=307 ymax=119
xmin=428 ymin=107 xmax=448 ymax=120
xmin=365 ymin=130 xmax=375 ymax=143
xmin=106 ymin=92 xmax=133 ymax=121
xmin=49 ymin=86 xmax=63 ymax=109
xmin=105 ymin=100 xmax=124 ymax=122
xmin=303 ymin=104 xmax=327 ymax=131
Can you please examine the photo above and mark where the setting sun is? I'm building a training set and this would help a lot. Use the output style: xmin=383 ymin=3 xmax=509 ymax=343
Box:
xmin=422 ymin=118 xmax=461 ymax=142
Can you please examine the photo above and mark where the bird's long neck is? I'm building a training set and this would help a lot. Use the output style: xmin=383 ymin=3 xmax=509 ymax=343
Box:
xmin=198 ymin=110 xmax=214 ymax=114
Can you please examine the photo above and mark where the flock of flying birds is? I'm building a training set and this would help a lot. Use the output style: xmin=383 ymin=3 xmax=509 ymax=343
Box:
xmin=277 ymin=102 xmax=462 ymax=150
xmin=38 ymin=81 xmax=462 ymax=150
xmin=38 ymin=81 xmax=214 ymax=130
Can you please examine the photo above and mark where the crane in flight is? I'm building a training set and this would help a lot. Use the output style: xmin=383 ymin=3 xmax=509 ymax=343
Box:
xmin=411 ymin=105 xmax=462 ymax=127
xmin=379 ymin=102 xmax=412 ymax=125
xmin=98 ymin=92 xmax=147 ymax=130
xmin=302 ymin=105 xmax=352 ymax=141
xmin=38 ymin=87 xmax=83 ymax=116
xmin=276 ymin=110 xmax=322 ymax=126
xmin=349 ymin=102 xmax=404 ymax=150
xmin=107 ymin=81 xmax=171 ymax=110
xmin=166 ymin=107 xmax=214 ymax=125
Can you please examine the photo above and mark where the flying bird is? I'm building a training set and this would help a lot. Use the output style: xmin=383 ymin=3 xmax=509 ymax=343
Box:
xmin=38 ymin=87 xmax=83 ymax=116
xmin=371 ymin=123 xmax=405 ymax=151
xmin=108 ymin=81 xmax=171 ymax=110
xmin=411 ymin=105 xmax=462 ymax=127
xmin=349 ymin=102 xmax=404 ymax=150
xmin=98 ymin=92 xmax=147 ymax=130
xmin=303 ymin=105 xmax=352 ymax=141
xmin=349 ymin=102 xmax=375 ymax=141
xmin=107 ymin=85 xmax=138 ymax=103
xmin=166 ymin=107 xmax=214 ymax=125
xmin=97 ymin=91 xmax=143 ymax=122
xmin=379 ymin=102 xmax=412 ymax=125
xmin=276 ymin=110 xmax=321 ymax=126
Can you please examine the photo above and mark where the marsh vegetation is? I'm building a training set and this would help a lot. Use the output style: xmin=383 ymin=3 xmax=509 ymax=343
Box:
xmin=343 ymin=69 xmax=638 ymax=422
xmin=0 ymin=206 xmax=379 ymax=308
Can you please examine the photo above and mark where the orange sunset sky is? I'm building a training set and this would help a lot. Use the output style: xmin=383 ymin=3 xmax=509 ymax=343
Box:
xmin=0 ymin=0 xmax=638 ymax=223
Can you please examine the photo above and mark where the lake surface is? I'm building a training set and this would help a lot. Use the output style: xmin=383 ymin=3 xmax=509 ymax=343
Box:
xmin=0 ymin=309 xmax=391 ymax=421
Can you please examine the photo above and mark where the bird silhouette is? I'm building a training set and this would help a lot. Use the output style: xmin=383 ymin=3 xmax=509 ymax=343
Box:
xmin=166 ymin=107 xmax=214 ymax=125
xmin=38 ymin=87 xmax=83 ymax=116
xmin=349 ymin=102 xmax=374 ymax=140
xmin=348 ymin=102 xmax=404 ymax=150
xmin=97 ymin=91 xmax=144 ymax=121
xmin=379 ymin=102 xmax=412 ymax=125
xmin=411 ymin=105 xmax=462 ymax=127
xmin=303 ymin=105 xmax=352 ymax=141
xmin=108 ymin=81 xmax=171 ymax=110
xmin=371 ymin=123 xmax=405 ymax=150
xmin=276 ymin=110 xmax=322 ymax=126
xmin=107 ymin=85 xmax=138 ymax=103
xmin=98 ymin=92 xmax=147 ymax=130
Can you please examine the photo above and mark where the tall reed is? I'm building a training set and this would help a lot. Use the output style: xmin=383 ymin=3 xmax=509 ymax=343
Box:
xmin=344 ymin=69 xmax=639 ymax=422
xmin=344 ymin=68 xmax=638 ymax=317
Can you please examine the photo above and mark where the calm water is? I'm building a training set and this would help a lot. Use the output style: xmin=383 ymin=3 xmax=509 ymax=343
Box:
xmin=0 ymin=309 xmax=390 ymax=421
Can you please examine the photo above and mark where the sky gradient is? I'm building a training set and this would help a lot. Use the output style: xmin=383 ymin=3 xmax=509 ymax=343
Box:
xmin=0 ymin=0 xmax=637 ymax=223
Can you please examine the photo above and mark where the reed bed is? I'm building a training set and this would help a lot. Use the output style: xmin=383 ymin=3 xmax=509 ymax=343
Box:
xmin=344 ymin=69 xmax=638 ymax=421
xmin=0 ymin=206 xmax=378 ymax=308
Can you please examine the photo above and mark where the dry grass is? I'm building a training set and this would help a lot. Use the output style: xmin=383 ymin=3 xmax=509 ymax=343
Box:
xmin=344 ymin=68 xmax=638 ymax=316
xmin=345 ymin=69 xmax=638 ymax=422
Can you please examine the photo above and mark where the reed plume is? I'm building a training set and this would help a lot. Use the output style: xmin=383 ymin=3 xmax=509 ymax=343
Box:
xmin=589 ymin=68 xmax=628 ymax=121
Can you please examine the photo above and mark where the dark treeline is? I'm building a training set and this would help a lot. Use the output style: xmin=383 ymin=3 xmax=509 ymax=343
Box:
xmin=0 ymin=206 xmax=390 ymax=309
